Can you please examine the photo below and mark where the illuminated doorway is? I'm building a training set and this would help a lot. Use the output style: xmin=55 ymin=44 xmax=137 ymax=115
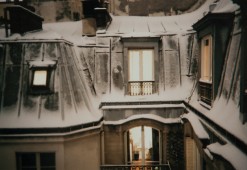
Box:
xmin=127 ymin=126 xmax=159 ymax=165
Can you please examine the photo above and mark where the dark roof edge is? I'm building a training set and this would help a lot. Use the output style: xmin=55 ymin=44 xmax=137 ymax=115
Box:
xmin=192 ymin=12 xmax=235 ymax=31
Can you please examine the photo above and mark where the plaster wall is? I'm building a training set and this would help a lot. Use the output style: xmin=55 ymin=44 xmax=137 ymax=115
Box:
xmin=64 ymin=133 xmax=101 ymax=170
xmin=0 ymin=139 xmax=64 ymax=170
xmin=103 ymin=107 xmax=184 ymax=121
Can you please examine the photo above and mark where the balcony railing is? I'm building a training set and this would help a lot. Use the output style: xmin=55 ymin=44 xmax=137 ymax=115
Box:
xmin=128 ymin=81 xmax=156 ymax=96
xmin=199 ymin=81 xmax=212 ymax=105
xmin=100 ymin=163 xmax=171 ymax=170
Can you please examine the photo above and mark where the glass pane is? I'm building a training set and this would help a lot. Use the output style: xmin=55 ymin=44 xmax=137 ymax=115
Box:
xmin=129 ymin=127 xmax=142 ymax=161
xmin=152 ymin=128 xmax=159 ymax=161
xmin=33 ymin=70 xmax=47 ymax=86
xmin=201 ymin=37 xmax=212 ymax=81
xmin=21 ymin=153 xmax=36 ymax=167
xmin=129 ymin=51 xmax=140 ymax=81
xmin=144 ymin=126 xmax=152 ymax=161
xmin=142 ymin=50 xmax=154 ymax=81
xmin=40 ymin=153 xmax=55 ymax=167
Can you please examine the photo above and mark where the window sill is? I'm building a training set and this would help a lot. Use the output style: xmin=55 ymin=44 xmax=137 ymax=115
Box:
xmin=199 ymin=101 xmax=212 ymax=110
xmin=199 ymin=79 xmax=212 ymax=84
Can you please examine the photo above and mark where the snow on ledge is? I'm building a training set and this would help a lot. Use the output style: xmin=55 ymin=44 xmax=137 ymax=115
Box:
xmin=207 ymin=142 xmax=247 ymax=170
xmin=204 ymin=148 xmax=214 ymax=160
xmin=101 ymin=103 xmax=185 ymax=110
xmin=181 ymin=112 xmax=209 ymax=140
xmin=28 ymin=60 xmax=57 ymax=68
xmin=104 ymin=114 xmax=181 ymax=125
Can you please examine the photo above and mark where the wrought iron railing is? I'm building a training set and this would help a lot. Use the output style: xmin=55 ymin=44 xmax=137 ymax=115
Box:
xmin=100 ymin=163 xmax=171 ymax=170
xmin=128 ymin=81 xmax=156 ymax=96
xmin=199 ymin=81 xmax=212 ymax=105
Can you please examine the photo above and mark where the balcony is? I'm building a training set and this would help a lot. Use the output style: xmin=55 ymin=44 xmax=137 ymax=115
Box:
xmin=199 ymin=81 xmax=212 ymax=106
xmin=128 ymin=81 xmax=156 ymax=96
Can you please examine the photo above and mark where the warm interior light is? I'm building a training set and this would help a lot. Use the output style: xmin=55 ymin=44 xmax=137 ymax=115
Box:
xmin=129 ymin=49 xmax=154 ymax=81
xmin=201 ymin=36 xmax=212 ymax=81
xmin=129 ymin=126 xmax=153 ymax=161
xmin=33 ymin=70 xmax=47 ymax=86
xmin=142 ymin=50 xmax=153 ymax=81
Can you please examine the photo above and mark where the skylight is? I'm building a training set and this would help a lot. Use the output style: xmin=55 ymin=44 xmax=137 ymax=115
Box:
xmin=33 ymin=70 xmax=47 ymax=86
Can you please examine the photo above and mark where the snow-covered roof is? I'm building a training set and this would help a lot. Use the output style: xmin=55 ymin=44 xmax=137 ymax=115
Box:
xmin=0 ymin=41 xmax=102 ymax=129
xmin=100 ymin=0 xmax=215 ymax=37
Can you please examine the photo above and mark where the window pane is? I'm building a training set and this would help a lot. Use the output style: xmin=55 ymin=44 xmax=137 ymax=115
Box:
xmin=201 ymin=36 xmax=212 ymax=81
xmin=33 ymin=70 xmax=47 ymax=86
xmin=21 ymin=153 xmax=36 ymax=167
xmin=40 ymin=153 xmax=55 ymax=167
xmin=142 ymin=50 xmax=153 ymax=81
xmin=17 ymin=153 xmax=37 ymax=170
xmin=129 ymin=51 xmax=140 ymax=81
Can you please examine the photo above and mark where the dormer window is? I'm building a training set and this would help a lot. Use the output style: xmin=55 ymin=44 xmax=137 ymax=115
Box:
xmin=199 ymin=35 xmax=213 ymax=106
xmin=123 ymin=37 xmax=159 ymax=96
xmin=128 ymin=49 xmax=155 ymax=95
xmin=28 ymin=60 xmax=57 ymax=95
xmin=193 ymin=13 xmax=234 ymax=107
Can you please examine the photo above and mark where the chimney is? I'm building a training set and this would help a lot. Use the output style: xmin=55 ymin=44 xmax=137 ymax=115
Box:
xmin=81 ymin=0 xmax=99 ymax=36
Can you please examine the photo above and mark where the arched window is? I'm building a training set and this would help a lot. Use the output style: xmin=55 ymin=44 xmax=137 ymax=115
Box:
xmin=127 ymin=126 xmax=160 ymax=165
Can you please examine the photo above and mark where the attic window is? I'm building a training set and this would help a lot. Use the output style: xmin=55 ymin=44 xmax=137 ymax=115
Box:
xmin=28 ymin=60 xmax=57 ymax=95
xmin=128 ymin=49 xmax=155 ymax=95
xmin=33 ymin=70 xmax=47 ymax=86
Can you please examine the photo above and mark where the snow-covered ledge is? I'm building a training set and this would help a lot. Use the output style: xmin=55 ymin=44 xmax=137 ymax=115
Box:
xmin=207 ymin=142 xmax=247 ymax=170
xmin=181 ymin=112 xmax=209 ymax=140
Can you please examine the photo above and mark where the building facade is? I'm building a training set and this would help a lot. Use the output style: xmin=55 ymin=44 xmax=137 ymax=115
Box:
xmin=0 ymin=0 xmax=246 ymax=170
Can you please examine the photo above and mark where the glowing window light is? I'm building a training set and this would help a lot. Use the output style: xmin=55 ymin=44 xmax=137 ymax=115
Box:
xmin=201 ymin=35 xmax=212 ymax=82
xmin=33 ymin=70 xmax=47 ymax=86
xmin=129 ymin=49 xmax=154 ymax=81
